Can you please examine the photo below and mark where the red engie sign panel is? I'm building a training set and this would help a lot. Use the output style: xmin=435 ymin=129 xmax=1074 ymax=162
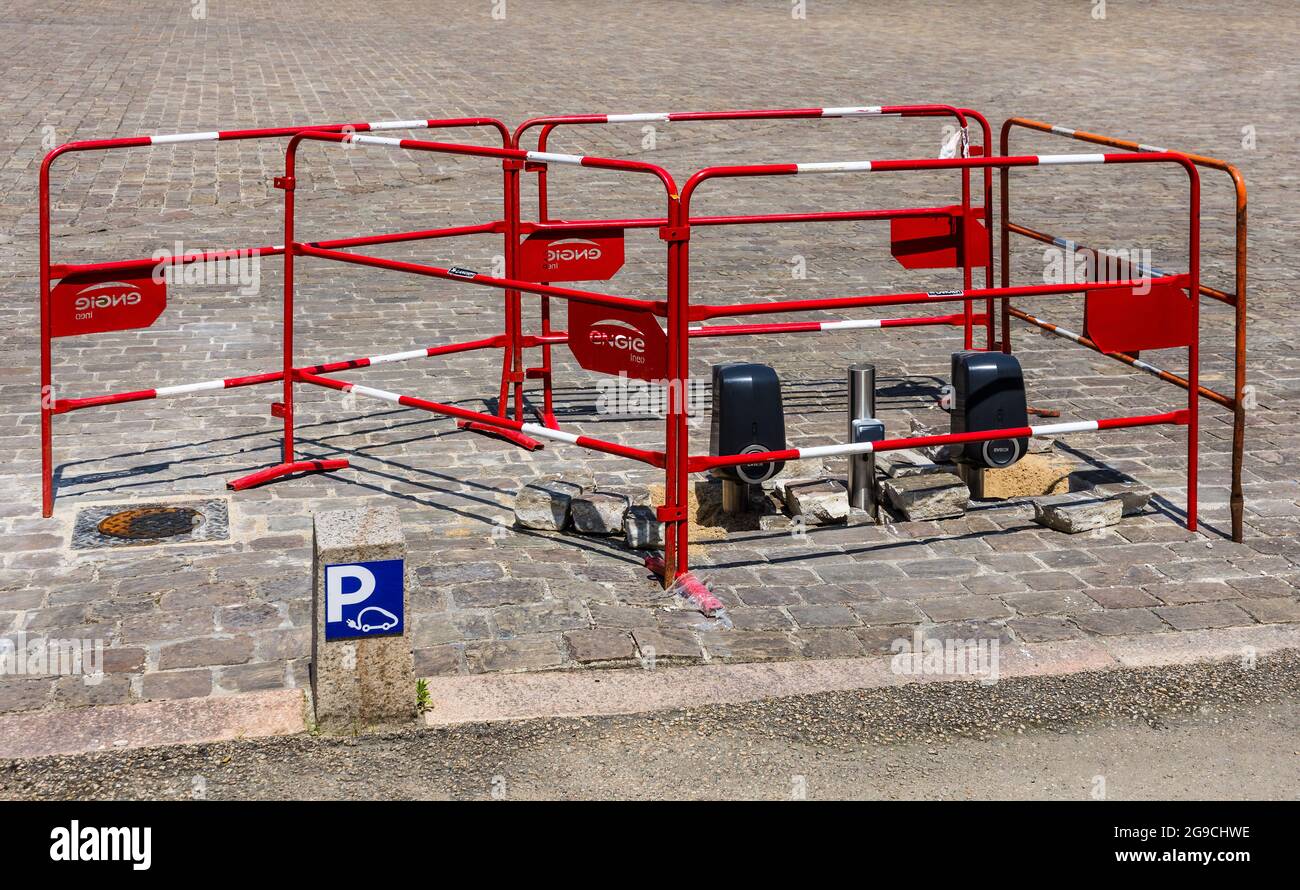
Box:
xmin=1084 ymin=282 xmax=1195 ymax=355
xmin=890 ymin=206 xmax=989 ymax=270
xmin=567 ymin=300 xmax=667 ymax=381
xmin=51 ymin=271 xmax=167 ymax=337
xmin=519 ymin=227 xmax=625 ymax=282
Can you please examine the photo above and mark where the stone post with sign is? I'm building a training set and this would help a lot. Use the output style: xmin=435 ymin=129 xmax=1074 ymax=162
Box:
xmin=311 ymin=505 xmax=415 ymax=732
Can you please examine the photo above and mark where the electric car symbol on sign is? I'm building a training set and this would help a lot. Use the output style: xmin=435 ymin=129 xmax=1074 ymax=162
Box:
xmin=345 ymin=606 xmax=399 ymax=633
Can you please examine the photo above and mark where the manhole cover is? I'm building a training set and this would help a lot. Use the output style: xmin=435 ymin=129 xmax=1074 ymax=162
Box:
xmin=98 ymin=506 xmax=202 ymax=540
xmin=72 ymin=499 xmax=230 ymax=550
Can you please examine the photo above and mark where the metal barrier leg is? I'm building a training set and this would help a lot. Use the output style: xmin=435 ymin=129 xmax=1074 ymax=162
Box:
xmin=1231 ymin=406 xmax=1245 ymax=541
xmin=39 ymin=162 xmax=54 ymax=517
xmin=227 ymin=168 xmax=348 ymax=490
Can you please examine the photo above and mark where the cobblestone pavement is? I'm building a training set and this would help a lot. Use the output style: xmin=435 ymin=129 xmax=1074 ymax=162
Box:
xmin=0 ymin=1 xmax=1297 ymax=713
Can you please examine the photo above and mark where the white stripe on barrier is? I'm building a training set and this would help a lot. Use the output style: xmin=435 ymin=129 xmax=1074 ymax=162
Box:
xmin=366 ymin=348 xmax=432 ymax=366
xmin=521 ymin=422 xmax=581 ymax=444
xmin=792 ymin=418 xmax=1112 ymax=461
xmin=1037 ymin=153 xmax=1107 ymax=166
xmin=349 ymin=134 xmax=403 ymax=146
xmin=606 ymin=113 xmax=669 ymax=123
xmin=367 ymin=120 xmax=428 ymax=131
xmin=1031 ymin=420 xmax=1100 ymax=436
xmin=821 ymin=106 xmax=883 ymax=117
xmin=155 ymin=379 xmax=226 ymax=397
xmin=1020 ymin=316 xmax=1167 ymax=376
xmin=821 ymin=319 xmax=884 ymax=330
xmin=348 ymin=383 xmax=402 ymax=404
xmin=1045 ymin=321 xmax=1084 ymax=341
xmin=800 ymin=442 xmax=873 ymax=458
xmin=526 ymin=150 xmax=584 ymax=165
xmin=1049 ymin=125 xmax=1076 ymax=137
xmin=795 ymin=161 xmax=873 ymax=173
xmin=151 ymin=132 xmax=220 ymax=145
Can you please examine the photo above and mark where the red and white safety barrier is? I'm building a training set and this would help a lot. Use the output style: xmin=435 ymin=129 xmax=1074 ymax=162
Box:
xmin=697 ymin=410 xmax=1188 ymax=470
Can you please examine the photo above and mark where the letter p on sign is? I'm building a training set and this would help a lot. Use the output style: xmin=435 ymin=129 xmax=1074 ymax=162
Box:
xmin=326 ymin=564 xmax=375 ymax=622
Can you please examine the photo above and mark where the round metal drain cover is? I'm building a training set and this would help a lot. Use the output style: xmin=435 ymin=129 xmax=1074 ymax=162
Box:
xmin=97 ymin=506 xmax=202 ymax=540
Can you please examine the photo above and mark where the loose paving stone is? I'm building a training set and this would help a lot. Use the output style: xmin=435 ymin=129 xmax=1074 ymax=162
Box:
xmin=1073 ymin=469 xmax=1155 ymax=516
xmin=782 ymin=479 xmax=850 ymax=525
xmin=878 ymin=449 xmax=955 ymax=478
xmin=514 ymin=476 xmax=585 ymax=531
xmin=624 ymin=504 xmax=664 ymax=550
xmin=908 ymin=417 xmax=960 ymax=462
xmin=1033 ymin=492 xmax=1124 ymax=534
xmin=880 ymin=473 xmax=970 ymax=521
xmin=770 ymin=459 xmax=830 ymax=499
xmin=570 ymin=491 xmax=631 ymax=536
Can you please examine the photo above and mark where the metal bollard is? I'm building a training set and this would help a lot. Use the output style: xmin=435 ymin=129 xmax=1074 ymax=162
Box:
xmin=848 ymin=364 xmax=878 ymax=516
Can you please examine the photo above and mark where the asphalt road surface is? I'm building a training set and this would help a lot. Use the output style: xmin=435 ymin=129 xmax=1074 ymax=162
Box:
xmin=2 ymin=652 xmax=1295 ymax=801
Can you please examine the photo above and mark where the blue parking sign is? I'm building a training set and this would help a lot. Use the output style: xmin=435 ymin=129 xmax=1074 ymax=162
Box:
xmin=324 ymin=558 xmax=404 ymax=641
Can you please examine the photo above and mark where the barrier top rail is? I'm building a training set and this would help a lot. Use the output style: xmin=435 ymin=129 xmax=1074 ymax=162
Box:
xmin=513 ymin=104 xmax=986 ymax=150
xmin=40 ymin=117 xmax=511 ymax=278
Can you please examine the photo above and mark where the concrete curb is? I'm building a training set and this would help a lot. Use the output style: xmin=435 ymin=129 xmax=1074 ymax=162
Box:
xmin=421 ymin=624 xmax=1300 ymax=726
xmin=0 ymin=689 xmax=307 ymax=760
xmin=2 ymin=624 xmax=1295 ymax=759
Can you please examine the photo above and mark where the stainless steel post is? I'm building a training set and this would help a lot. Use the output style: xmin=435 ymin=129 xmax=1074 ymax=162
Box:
xmin=848 ymin=364 xmax=877 ymax=514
